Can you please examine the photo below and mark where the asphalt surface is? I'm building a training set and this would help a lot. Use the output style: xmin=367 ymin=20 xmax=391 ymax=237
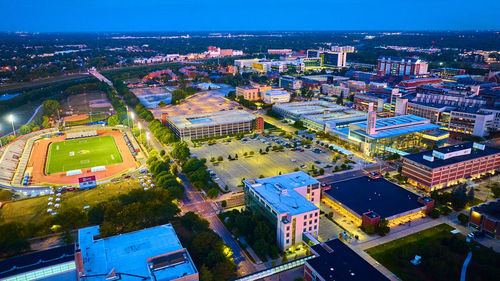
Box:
xmin=178 ymin=173 xmax=257 ymax=276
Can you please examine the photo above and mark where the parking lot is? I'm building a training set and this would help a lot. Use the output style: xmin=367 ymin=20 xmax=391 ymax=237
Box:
xmin=191 ymin=134 xmax=335 ymax=192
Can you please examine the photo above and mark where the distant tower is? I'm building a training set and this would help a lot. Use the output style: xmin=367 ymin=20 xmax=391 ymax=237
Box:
xmin=366 ymin=105 xmax=377 ymax=135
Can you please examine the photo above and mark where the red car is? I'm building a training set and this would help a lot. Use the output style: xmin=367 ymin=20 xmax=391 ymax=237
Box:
xmin=300 ymin=149 xmax=304 ymax=152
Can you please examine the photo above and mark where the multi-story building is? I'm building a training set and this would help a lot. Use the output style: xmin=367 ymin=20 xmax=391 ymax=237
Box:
xmin=402 ymin=142 xmax=500 ymax=191
xmin=0 ymin=245 xmax=76 ymax=281
xmin=76 ymin=224 xmax=199 ymax=281
xmin=268 ymin=49 xmax=293 ymax=55
xmin=262 ymin=90 xmax=291 ymax=104
xmin=279 ymin=75 xmax=303 ymax=90
xmin=353 ymin=92 xmax=390 ymax=112
xmin=272 ymin=101 xmax=367 ymax=132
xmin=322 ymin=176 xmax=434 ymax=228
xmin=236 ymin=85 xmax=260 ymax=101
xmin=166 ymin=110 xmax=263 ymax=140
xmin=432 ymin=67 xmax=466 ymax=78
xmin=377 ymin=56 xmax=429 ymax=76
xmin=235 ymin=83 xmax=274 ymax=101
xmin=468 ymin=199 xmax=500 ymax=239
xmin=338 ymin=114 xmax=442 ymax=156
xmin=448 ymin=110 xmax=494 ymax=137
xmin=307 ymin=50 xmax=347 ymax=67
xmin=305 ymin=239 xmax=390 ymax=281
xmin=234 ymin=58 xmax=261 ymax=69
xmin=397 ymin=78 xmax=442 ymax=90
xmin=243 ymin=172 xmax=320 ymax=250
xmin=321 ymin=84 xmax=349 ymax=97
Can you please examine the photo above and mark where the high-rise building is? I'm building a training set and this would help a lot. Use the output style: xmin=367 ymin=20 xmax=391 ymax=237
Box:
xmin=377 ymin=56 xmax=429 ymax=76
xmin=306 ymin=49 xmax=347 ymax=68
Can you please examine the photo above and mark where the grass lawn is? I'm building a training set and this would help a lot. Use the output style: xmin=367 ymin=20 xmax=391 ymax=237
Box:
xmin=46 ymin=135 xmax=123 ymax=174
xmin=366 ymin=223 xmax=500 ymax=281
xmin=65 ymin=113 xmax=108 ymax=126
xmin=0 ymin=180 xmax=141 ymax=224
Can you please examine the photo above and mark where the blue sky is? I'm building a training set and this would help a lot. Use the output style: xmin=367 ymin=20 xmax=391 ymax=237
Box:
xmin=1 ymin=0 xmax=499 ymax=32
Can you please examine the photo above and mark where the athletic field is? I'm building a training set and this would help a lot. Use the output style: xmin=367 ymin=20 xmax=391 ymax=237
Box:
xmin=45 ymin=135 xmax=123 ymax=174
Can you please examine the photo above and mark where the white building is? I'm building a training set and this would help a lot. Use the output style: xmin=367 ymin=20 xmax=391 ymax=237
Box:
xmin=262 ymin=90 xmax=291 ymax=104
xmin=244 ymin=172 xmax=320 ymax=250
xmin=321 ymin=84 xmax=350 ymax=97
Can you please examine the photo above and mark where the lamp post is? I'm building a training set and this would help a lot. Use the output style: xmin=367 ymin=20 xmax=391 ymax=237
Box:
xmin=146 ymin=131 xmax=150 ymax=147
xmin=8 ymin=114 xmax=15 ymax=137
xmin=130 ymin=112 xmax=135 ymax=129
xmin=0 ymin=125 xmax=3 ymax=147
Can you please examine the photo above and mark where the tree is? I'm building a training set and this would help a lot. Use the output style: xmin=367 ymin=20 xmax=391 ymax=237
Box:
xmin=458 ymin=213 xmax=469 ymax=225
xmin=19 ymin=125 xmax=31 ymax=135
xmin=217 ymin=156 xmax=223 ymax=162
xmin=364 ymin=224 xmax=376 ymax=234
xmin=42 ymin=116 xmax=51 ymax=129
xmin=221 ymin=200 xmax=227 ymax=208
xmin=107 ymin=114 xmax=120 ymax=126
xmin=42 ymin=100 xmax=60 ymax=117
xmin=0 ymin=222 xmax=30 ymax=256
xmin=207 ymin=188 xmax=219 ymax=198
xmin=376 ymin=219 xmax=390 ymax=236
xmin=158 ymin=101 xmax=167 ymax=107
xmin=249 ymin=151 xmax=254 ymax=156
xmin=199 ymin=265 xmax=214 ymax=281
xmin=429 ymin=209 xmax=440 ymax=219
xmin=451 ymin=186 xmax=468 ymax=210
xmin=281 ymin=254 xmax=288 ymax=264
xmin=172 ymin=142 xmax=190 ymax=163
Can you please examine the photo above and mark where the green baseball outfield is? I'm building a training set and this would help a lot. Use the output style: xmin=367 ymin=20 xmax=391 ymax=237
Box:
xmin=45 ymin=135 xmax=123 ymax=174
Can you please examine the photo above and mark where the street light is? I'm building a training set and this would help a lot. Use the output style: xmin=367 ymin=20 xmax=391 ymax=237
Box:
xmin=146 ymin=131 xmax=150 ymax=146
xmin=130 ymin=112 xmax=135 ymax=129
xmin=8 ymin=114 xmax=15 ymax=137
xmin=0 ymin=125 xmax=3 ymax=147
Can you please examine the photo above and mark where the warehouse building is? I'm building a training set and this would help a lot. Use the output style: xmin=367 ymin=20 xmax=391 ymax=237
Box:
xmin=322 ymin=176 xmax=434 ymax=228
xmin=402 ymin=142 xmax=500 ymax=191
xmin=305 ymin=239 xmax=390 ymax=281
xmin=244 ymin=172 xmax=320 ymax=250
xmin=76 ymin=224 xmax=198 ymax=281
xmin=166 ymin=110 xmax=263 ymax=140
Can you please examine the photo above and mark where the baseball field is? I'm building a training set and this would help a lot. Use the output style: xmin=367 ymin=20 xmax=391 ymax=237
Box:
xmin=45 ymin=135 xmax=123 ymax=174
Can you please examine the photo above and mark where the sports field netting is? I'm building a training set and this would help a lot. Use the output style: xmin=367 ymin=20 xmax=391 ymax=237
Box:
xmin=45 ymin=135 xmax=123 ymax=174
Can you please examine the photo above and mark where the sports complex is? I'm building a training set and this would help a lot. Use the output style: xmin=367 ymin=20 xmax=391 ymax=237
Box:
xmin=15 ymin=128 xmax=140 ymax=186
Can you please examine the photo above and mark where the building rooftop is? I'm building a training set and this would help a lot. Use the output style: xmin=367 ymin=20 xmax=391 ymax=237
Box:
xmin=167 ymin=110 xmax=256 ymax=129
xmin=274 ymin=101 xmax=347 ymax=116
xmin=0 ymin=245 xmax=75 ymax=280
xmin=403 ymin=142 xmax=500 ymax=169
xmin=473 ymin=199 xmax=500 ymax=221
xmin=351 ymin=115 xmax=441 ymax=139
xmin=78 ymin=224 xmax=197 ymax=281
xmin=323 ymin=176 xmax=424 ymax=218
xmin=264 ymin=90 xmax=290 ymax=96
xmin=308 ymin=239 xmax=390 ymax=281
xmin=244 ymin=171 xmax=319 ymax=216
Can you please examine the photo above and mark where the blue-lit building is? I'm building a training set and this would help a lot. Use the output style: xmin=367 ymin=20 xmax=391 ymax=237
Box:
xmin=76 ymin=224 xmax=198 ymax=281
xmin=333 ymin=113 xmax=444 ymax=156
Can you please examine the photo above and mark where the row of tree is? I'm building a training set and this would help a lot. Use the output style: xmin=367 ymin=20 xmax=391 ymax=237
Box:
xmin=147 ymin=151 xmax=184 ymax=199
xmin=182 ymin=157 xmax=220 ymax=198
xmin=177 ymin=212 xmax=237 ymax=281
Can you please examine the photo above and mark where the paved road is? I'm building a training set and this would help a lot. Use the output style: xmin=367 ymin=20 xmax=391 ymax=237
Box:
xmin=178 ymin=173 xmax=259 ymax=276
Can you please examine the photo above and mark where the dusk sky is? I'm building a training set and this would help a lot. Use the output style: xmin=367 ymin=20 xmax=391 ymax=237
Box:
xmin=1 ymin=0 xmax=499 ymax=32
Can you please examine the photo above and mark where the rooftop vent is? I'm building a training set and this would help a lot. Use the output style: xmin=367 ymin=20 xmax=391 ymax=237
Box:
xmin=473 ymin=142 xmax=485 ymax=150
xmin=423 ymin=155 xmax=434 ymax=162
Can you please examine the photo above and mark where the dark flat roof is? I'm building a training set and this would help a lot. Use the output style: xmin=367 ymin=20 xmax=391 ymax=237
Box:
xmin=308 ymin=239 xmax=390 ymax=281
xmin=473 ymin=199 xmax=500 ymax=221
xmin=324 ymin=176 xmax=423 ymax=218
xmin=403 ymin=142 xmax=500 ymax=169
xmin=0 ymin=244 xmax=74 ymax=279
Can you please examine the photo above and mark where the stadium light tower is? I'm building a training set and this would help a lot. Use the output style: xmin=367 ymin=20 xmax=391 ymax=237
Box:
xmin=8 ymin=114 xmax=15 ymax=137
xmin=0 ymin=125 xmax=3 ymax=147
